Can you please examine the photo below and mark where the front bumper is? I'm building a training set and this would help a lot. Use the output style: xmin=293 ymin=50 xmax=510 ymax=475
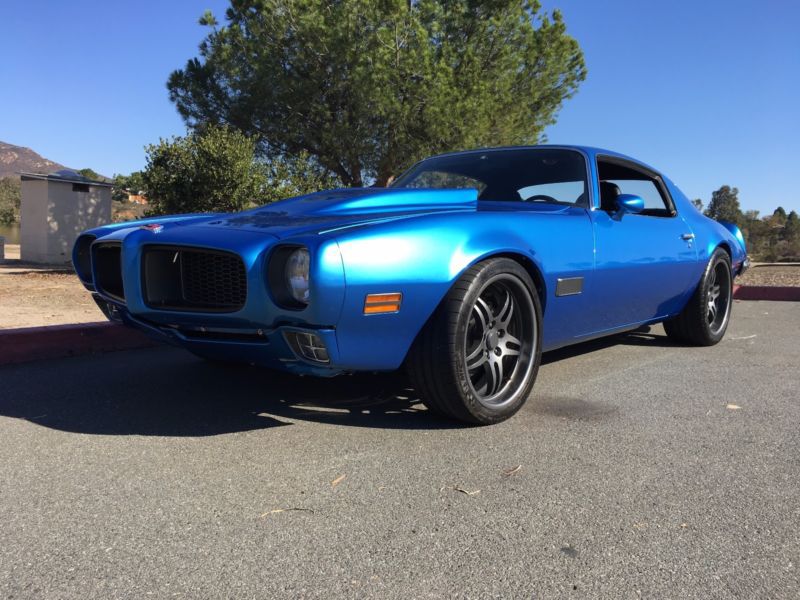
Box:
xmin=80 ymin=223 xmax=352 ymax=375
xmin=93 ymin=295 xmax=343 ymax=376
xmin=737 ymin=256 xmax=751 ymax=278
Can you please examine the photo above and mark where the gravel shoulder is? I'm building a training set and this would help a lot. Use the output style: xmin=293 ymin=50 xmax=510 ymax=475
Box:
xmin=738 ymin=264 xmax=800 ymax=287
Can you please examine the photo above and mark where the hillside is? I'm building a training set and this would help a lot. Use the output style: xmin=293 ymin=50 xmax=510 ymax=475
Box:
xmin=0 ymin=141 xmax=67 ymax=179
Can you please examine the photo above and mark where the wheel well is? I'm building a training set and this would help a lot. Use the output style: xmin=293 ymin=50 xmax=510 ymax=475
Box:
xmin=489 ymin=252 xmax=547 ymax=313
xmin=403 ymin=251 xmax=548 ymax=369
xmin=717 ymin=242 xmax=732 ymax=259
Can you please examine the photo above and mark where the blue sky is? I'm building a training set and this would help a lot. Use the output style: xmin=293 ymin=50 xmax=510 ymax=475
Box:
xmin=1 ymin=0 xmax=798 ymax=214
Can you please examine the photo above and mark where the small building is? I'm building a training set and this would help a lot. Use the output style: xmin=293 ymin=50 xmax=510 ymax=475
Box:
xmin=19 ymin=169 xmax=113 ymax=264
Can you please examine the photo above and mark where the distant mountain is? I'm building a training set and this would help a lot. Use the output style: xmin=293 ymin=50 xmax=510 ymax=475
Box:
xmin=0 ymin=141 xmax=68 ymax=179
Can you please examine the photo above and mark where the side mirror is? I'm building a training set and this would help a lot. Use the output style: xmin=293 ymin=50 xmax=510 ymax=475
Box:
xmin=616 ymin=194 xmax=645 ymax=214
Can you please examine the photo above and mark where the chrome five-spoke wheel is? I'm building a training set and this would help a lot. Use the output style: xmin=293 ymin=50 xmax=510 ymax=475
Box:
xmin=407 ymin=258 xmax=542 ymax=424
xmin=664 ymin=247 xmax=733 ymax=346
xmin=464 ymin=275 xmax=536 ymax=407
xmin=706 ymin=260 xmax=731 ymax=335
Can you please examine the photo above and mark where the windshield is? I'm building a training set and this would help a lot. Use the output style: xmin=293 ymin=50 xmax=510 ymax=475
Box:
xmin=391 ymin=148 xmax=588 ymax=206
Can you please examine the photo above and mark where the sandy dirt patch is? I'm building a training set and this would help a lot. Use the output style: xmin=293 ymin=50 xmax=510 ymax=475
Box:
xmin=0 ymin=245 xmax=104 ymax=329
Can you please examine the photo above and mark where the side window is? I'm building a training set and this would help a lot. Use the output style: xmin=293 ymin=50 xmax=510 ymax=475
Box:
xmin=597 ymin=157 xmax=674 ymax=217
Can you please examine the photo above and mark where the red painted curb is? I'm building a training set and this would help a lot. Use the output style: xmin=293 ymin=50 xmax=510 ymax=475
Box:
xmin=733 ymin=285 xmax=800 ymax=301
xmin=0 ymin=322 xmax=157 ymax=366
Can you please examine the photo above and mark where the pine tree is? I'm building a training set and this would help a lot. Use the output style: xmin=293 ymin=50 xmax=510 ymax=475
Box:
xmin=704 ymin=185 xmax=742 ymax=225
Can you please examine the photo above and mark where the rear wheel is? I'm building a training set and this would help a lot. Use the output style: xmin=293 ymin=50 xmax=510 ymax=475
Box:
xmin=663 ymin=248 xmax=733 ymax=346
xmin=407 ymin=258 xmax=542 ymax=424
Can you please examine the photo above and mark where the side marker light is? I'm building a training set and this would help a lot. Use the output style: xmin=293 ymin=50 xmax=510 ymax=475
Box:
xmin=364 ymin=292 xmax=402 ymax=314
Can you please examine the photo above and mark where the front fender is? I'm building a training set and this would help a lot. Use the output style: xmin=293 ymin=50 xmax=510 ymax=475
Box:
xmin=328 ymin=208 xmax=593 ymax=370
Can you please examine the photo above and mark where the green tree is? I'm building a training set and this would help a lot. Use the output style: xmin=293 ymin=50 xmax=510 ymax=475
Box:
xmin=0 ymin=207 xmax=14 ymax=225
xmin=704 ymin=185 xmax=742 ymax=225
xmin=112 ymin=171 xmax=146 ymax=202
xmin=785 ymin=210 xmax=800 ymax=257
xmin=691 ymin=198 xmax=703 ymax=211
xmin=143 ymin=125 xmax=267 ymax=215
xmin=77 ymin=168 xmax=102 ymax=181
xmin=262 ymin=150 xmax=342 ymax=204
xmin=769 ymin=206 xmax=787 ymax=228
xmin=167 ymin=0 xmax=587 ymax=186
xmin=786 ymin=210 xmax=799 ymax=235
xmin=740 ymin=210 xmax=769 ymax=259
xmin=0 ymin=177 xmax=21 ymax=225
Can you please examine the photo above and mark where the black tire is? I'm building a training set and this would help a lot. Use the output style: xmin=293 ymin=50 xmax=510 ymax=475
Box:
xmin=407 ymin=258 xmax=542 ymax=425
xmin=663 ymin=248 xmax=733 ymax=346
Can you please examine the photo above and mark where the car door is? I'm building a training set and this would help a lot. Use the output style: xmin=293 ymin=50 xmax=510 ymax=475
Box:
xmin=586 ymin=156 xmax=699 ymax=333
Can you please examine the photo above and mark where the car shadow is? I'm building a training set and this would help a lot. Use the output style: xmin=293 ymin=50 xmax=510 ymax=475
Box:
xmin=0 ymin=353 xmax=459 ymax=436
xmin=541 ymin=325 xmax=681 ymax=365
xmin=0 ymin=327 xmax=680 ymax=437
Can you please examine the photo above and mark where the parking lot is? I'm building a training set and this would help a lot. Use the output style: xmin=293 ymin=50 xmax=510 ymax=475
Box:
xmin=1 ymin=300 xmax=798 ymax=598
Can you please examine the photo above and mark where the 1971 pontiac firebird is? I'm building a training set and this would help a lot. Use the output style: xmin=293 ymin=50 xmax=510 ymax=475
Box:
xmin=73 ymin=146 xmax=748 ymax=424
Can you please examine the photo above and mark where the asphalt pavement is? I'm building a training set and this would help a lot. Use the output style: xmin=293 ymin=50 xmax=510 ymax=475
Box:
xmin=0 ymin=300 xmax=798 ymax=598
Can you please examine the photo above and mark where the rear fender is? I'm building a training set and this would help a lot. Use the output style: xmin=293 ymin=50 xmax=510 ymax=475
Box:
xmin=663 ymin=179 xmax=747 ymax=274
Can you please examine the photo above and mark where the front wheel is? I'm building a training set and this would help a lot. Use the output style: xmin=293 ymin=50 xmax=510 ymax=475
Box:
xmin=663 ymin=248 xmax=733 ymax=346
xmin=407 ymin=258 xmax=542 ymax=424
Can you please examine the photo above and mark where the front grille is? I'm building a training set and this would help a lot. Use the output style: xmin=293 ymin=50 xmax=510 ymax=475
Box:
xmin=93 ymin=243 xmax=125 ymax=301
xmin=142 ymin=246 xmax=247 ymax=312
xmin=181 ymin=251 xmax=247 ymax=308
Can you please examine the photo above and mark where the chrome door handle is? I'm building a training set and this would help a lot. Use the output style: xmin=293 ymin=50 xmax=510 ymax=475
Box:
xmin=681 ymin=233 xmax=695 ymax=240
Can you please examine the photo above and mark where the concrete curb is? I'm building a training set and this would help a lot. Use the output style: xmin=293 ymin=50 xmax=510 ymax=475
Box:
xmin=0 ymin=322 xmax=157 ymax=366
xmin=733 ymin=285 xmax=800 ymax=302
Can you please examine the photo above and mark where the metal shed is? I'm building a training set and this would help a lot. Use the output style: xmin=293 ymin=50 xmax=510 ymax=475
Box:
xmin=19 ymin=169 xmax=112 ymax=264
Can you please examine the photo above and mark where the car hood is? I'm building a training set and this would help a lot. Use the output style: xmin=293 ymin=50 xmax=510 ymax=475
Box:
xmin=196 ymin=187 xmax=479 ymax=238
xmin=87 ymin=187 xmax=571 ymax=244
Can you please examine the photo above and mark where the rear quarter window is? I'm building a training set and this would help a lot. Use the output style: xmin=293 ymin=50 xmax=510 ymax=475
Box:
xmin=606 ymin=179 xmax=668 ymax=211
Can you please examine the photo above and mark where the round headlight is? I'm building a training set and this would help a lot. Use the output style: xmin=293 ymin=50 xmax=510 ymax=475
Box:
xmin=285 ymin=247 xmax=310 ymax=304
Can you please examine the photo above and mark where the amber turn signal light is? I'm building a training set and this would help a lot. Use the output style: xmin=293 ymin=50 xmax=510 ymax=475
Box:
xmin=364 ymin=292 xmax=402 ymax=314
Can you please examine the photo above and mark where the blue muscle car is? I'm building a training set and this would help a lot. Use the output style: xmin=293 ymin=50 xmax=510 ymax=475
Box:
xmin=73 ymin=146 xmax=748 ymax=424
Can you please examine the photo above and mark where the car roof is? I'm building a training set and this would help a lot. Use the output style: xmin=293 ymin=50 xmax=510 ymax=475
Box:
xmin=425 ymin=145 xmax=663 ymax=177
